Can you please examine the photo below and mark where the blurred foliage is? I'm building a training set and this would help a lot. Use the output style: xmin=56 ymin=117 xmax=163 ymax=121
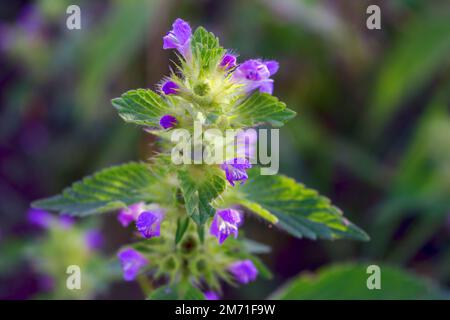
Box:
xmin=270 ymin=263 xmax=447 ymax=299
xmin=26 ymin=221 xmax=118 ymax=299
xmin=0 ymin=0 xmax=449 ymax=299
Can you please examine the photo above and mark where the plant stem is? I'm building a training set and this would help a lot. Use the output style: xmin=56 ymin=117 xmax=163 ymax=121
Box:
xmin=137 ymin=274 xmax=153 ymax=297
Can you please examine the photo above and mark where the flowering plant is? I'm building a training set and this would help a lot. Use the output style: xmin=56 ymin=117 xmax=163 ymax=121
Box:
xmin=32 ymin=19 xmax=368 ymax=299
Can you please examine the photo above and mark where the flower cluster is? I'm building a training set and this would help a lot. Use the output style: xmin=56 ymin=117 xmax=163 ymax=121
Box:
xmin=112 ymin=18 xmax=284 ymax=295
xmin=158 ymin=19 xmax=278 ymax=187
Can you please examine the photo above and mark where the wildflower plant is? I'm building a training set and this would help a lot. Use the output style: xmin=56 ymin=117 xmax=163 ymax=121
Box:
xmin=32 ymin=19 xmax=369 ymax=299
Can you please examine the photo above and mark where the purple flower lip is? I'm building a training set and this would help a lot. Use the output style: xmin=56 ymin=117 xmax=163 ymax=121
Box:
xmin=117 ymin=202 xmax=145 ymax=227
xmin=161 ymin=80 xmax=179 ymax=95
xmin=159 ymin=114 xmax=178 ymax=129
xmin=232 ymin=59 xmax=279 ymax=94
xmin=220 ymin=53 xmax=237 ymax=70
xmin=136 ymin=210 xmax=164 ymax=239
xmin=221 ymin=158 xmax=252 ymax=186
xmin=228 ymin=259 xmax=258 ymax=284
xmin=210 ymin=208 xmax=242 ymax=244
xmin=117 ymin=248 xmax=148 ymax=281
xmin=163 ymin=18 xmax=192 ymax=58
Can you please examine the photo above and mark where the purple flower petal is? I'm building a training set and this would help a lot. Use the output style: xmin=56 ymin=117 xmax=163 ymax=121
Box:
xmin=163 ymin=18 xmax=192 ymax=58
xmin=258 ymin=80 xmax=274 ymax=95
xmin=159 ymin=114 xmax=178 ymax=129
xmin=228 ymin=259 xmax=258 ymax=284
xmin=264 ymin=60 xmax=279 ymax=76
xmin=161 ymin=80 xmax=179 ymax=95
xmin=117 ymin=248 xmax=148 ymax=281
xmin=204 ymin=291 xmax=220 ymax=300
xmin=210 ymin=208 xmax=242 ymax=244
xmin=85 ymin=229 xmax=103 ymax=251
xmin=232 ymin=59 xmax=278 ymax=94
xmin=136 ymin=210 xmax=164 ymax=239
xmin=27 ymin=208 xmax=53 ymax=228
xmin=220 ymin=53 xmax=237 ymax=70
xmin=59 ymin=215 xmax=75 ymax=229
xmin=220 ymin=158 xmax=252 ymax=186
xmin=117 ymin=202 xmax=145 ymax=227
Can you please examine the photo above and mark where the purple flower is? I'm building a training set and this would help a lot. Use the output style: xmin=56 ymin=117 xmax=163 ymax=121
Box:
xmin=27 ymin=208 xmax=53 ymax=228
xmin=159 ymin=114 xmax=178 ymax=129
xmin=232 ymin=59 xmax=279 ymax=94
xmin=117 ymin=248 xmax=148 ymax=281
xmin=228 ymin=259 xmax=258 ymax=284
xmin=117 ymin=202 xmax=145 ymax=227
xmin=236 ymin=129 xmax=257 ymax=159
xmin=85 ymin=229 xmax=103 ymax=251
xmin=221 ymin=158 xmax=252 ymax=186
xmin=220 ymin=53 xmax=237 ymax=70
xmin=210 ymin=208 xmax=242 ymax=244
xmin=204 ymin=291 xmax=220 ymax=300
xmin=161 ymin=80 xmax=179 ymax=95
xmin=163 ymin=18 xmax=192 ymax=58
xmin=136 ymin=210 xmax=164 ymax=239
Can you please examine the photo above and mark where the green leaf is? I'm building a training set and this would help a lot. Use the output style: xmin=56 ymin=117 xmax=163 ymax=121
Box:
xmin=178 ymin=166 xmax=226 ymax=225
xmin=32 ymin=162 xmax=155 ymax=216
xmin=148 ymin=283 xmax=205 ymax=300
xmin=197 ymin=224 xmax=205 ymax=243
xmin=367 ymin=14 xmax=450 ymax=134
xmin=238 ymin=199 xmax=278 ymax=224
xmin=230 ymin=92 xmax=296 ymax=128
xmin=191 ymin=27 xmax=226 ymax=72
xmin=175 ymin=216 xmax=190 ymax=244
xmin=111 ymin=89 xmax=170 ymax=127
xmin=235 ymin=169 xmax=369 ymax=241
xmin=270 ymin=263 xmax=446 ymax=299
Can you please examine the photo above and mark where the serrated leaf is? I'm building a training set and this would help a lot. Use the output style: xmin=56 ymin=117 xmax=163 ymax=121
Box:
xmin=238 ymin=199 xmax=278 ymax=224
xmin=191 ymin=26 xmax=226 ymax=72
xmin=175 ymin=216 xmax=190 ymax=244
xmin=230 ymin=92 xmax=296 ymax=128
xmin=235 ymin=169 xmax=369 ymax=241
xmin=111 ymin=89 xmax=170 ymax=127
xmin=148 ymin=283 xmax=205 ymax=300
xmin=178 ymin=166 xmax=226 ymax=225
xmin=32 ymin=162 xmax=156 ymax=216
xmin=270 ymin=263 xmax=446 ymax=299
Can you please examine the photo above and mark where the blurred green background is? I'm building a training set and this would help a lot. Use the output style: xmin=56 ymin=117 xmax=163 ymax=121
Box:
xmin=1 ymin=0 xmax=450 ymax=299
